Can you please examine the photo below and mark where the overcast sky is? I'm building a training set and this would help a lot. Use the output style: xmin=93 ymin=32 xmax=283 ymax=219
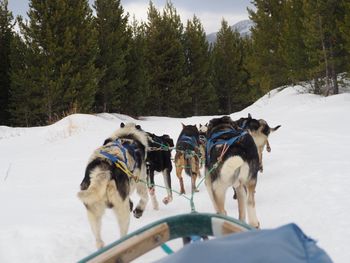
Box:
xmin=8 ymin=0 xmax=253 ymax=33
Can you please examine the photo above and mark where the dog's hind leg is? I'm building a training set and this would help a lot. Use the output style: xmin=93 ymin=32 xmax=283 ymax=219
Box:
xmin=134 ymin=181 xmax=149 ymax=218
xmin=162 ymin=168 xmax=173 ymax=204
xmin=205 ymin=173 xmax=219 ymax=213
xmin=148 ymin=169 xmax=159 ymax=210
xmin=212 ymin=181 xmax=227 ymax=215
xmin=247 ymin=182 xmax=260 ymax=228
xmin=235 ymin=184 xmax=247 ymax=223
xmin=190 ymin=157 xmax=200 ymax=193
xmin=107 ymin=181 xmax=131 ymax=237
xmin=175 ymin=152 xmax=185 ymax=194
xmin=86 ymin=202 xmax=106 ymax=249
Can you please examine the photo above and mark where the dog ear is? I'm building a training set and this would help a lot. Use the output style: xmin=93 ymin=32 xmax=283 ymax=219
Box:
xmin=181 ymin=123 xmax=186 ymax=128
xmin=136 ymin=125 xmax=141 ymax=130
xmin=248 ymin=113 xmax=252 ymax=119
xmin=120 ymin=122 xmax=125 ymax=128
xmin=199 ymin=124 xmax=202 ymax=128
xmin=103 ymin=138 xmax=112 ymax=146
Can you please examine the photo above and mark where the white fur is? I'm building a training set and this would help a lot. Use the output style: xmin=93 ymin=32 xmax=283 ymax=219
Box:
xmin=220 ymin=156 xmax=244 ymax=184
xmin=78 ymin=123 xmax=150 ymax=249
xmin=108 ymin=123 xmax=149 ymax=155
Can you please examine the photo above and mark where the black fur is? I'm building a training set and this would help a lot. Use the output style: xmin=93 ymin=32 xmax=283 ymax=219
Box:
xmin=80 ymin=157 xmax=130 ymax=200
xmin=235 ymin=114 xmax=281 ymax=137
xmin=146 ymin=133 xmax=174 ymax=188
xmin=206 ymin=116 xmax=259 ymax=182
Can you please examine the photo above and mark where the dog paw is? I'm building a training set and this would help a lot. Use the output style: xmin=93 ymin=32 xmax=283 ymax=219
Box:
xmin=96 ymin=240 xmax=105 ymax=249
xmin=133 ymin=208 xmax=144 ymax=218
xmin=162 ymin=196 xmax=173 ymax=205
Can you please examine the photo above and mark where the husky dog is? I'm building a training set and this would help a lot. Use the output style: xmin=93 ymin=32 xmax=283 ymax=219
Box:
xmin=78 ymin=123 xmax=149 ymax=249
xmin=146 ymin=132 xmax=174 ymax=209
xmin=198 ymin=123 xmax=208 ymax=169
xmin=235 ymin=113 xmax=281 ymax=172
xmin=205 ymin=116 xmax=260 ymax=228
xmin=175 ymin=124 xmax=200 ymax=194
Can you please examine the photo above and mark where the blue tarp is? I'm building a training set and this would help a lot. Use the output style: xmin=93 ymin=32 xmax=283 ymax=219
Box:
xmin=156 ymin=223 xmax=332 ymax=263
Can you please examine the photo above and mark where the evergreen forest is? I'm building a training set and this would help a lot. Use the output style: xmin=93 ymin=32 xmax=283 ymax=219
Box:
xmin=1 ymin=0 xmax=349 ymax=126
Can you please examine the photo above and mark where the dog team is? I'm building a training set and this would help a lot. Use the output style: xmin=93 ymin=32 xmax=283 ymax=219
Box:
xmin=77 ymin=114 xmax=280 ymax=249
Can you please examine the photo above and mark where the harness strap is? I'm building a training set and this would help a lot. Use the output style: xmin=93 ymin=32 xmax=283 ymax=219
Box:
xmin=178 ymin=135 xmax=198 ymax=149
xmin=99 ymin=150 xmax=137 ymax=181
xmin=206 ymin=129 xmax=247 ymax=164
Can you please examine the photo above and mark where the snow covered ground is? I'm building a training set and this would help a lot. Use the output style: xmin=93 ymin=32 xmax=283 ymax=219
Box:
xmin=0 ymin=85 xmax=349 ymax=262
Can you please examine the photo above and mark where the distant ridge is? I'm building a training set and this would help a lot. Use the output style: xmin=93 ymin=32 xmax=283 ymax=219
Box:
xmin=206 ymin=19 xmax=254 ymax=44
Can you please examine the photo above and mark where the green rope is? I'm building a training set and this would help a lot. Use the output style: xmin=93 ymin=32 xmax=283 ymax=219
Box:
xmin=145 ymin=139 xmax=222 ymax=213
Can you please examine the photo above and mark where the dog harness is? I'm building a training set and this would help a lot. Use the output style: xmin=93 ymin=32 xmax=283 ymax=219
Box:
xmin=100 ymin=139 xmax=137 ymax=179
xmin=206 ymin=129 xmax=248 ymax=164
xmin=177 ymin=135 xmax=198 ymax=150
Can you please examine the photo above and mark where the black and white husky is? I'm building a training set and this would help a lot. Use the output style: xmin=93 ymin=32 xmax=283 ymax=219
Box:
xmin=205 ymin=116 xmax=260 ymax=228
xmin=78 ymin=123 xmax=149 ymax=249
xmin=235 ymin=113 xmax=281 ymax=172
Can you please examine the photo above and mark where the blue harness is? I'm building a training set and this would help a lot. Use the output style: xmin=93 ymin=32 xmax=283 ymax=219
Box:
xmin=206 ymin=129 xmax=248 ymax=164
xmin=100 ymin=139 xmax=137 ymax=172
xmin=177 ymin=135 xmax=198 ymax=150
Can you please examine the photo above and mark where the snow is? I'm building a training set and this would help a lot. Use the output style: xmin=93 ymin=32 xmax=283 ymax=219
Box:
xmin=1 ymin=85 xmax=350 ymax=262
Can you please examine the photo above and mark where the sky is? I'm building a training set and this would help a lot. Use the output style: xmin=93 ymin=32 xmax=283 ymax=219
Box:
xmin=7 ymin=0 xmax=253 ymax=33
xmin=1 ymin=83 xmax=350 ymax=263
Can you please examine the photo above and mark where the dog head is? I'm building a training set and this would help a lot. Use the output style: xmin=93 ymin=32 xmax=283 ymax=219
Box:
xmin=198 ymin=123 xmax=208 ymax=135
xmin=206 ymin=116 xmax=237 ymax=138
xmin=236 ymin=114 xmax=281 ymax=137
xmin=147 ymin=132 xmax=174 ymax=148
xmin=104 ymin=122 xmax=148 ymax=150
xmin=180 ymin=123 xmax=199 ymax=138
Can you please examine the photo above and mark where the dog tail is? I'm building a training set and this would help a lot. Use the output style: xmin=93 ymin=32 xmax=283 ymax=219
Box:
xmin=220 ymin=156 xmax=245 ymax=182
xmin=184 ymin=157 xmax=192 ymax=176
xmin=271 ymin=125 xmax=281 ymax=132
xmin=77 ymin=168 xmax=110 ymax=204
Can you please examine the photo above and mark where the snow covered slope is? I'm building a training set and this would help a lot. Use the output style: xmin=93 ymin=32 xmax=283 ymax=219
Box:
xmin=0 ymin=85 xmax=349 ymax=262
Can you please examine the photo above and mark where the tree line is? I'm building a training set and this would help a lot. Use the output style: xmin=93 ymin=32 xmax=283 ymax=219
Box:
xmin=1 ymin=0 xmax=349 ymax=126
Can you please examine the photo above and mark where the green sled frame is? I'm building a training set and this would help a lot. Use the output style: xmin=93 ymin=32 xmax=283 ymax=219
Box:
xmin=78 ymin=212 xmax=253 ymax=263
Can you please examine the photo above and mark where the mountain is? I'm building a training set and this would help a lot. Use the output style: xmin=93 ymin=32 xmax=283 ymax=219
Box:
xmin=206 ymin=19 xmax=255 ymax=44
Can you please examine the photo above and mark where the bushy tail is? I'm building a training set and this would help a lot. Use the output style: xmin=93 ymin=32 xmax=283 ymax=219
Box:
xmin=77 ymin=169 xmax=110 ymax=204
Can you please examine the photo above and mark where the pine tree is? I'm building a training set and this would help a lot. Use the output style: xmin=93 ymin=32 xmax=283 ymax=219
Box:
xmin=184 ymin=15 xmax=218 ymax=115
xmin=302 ymin=0 xmax=345 ymax=95
xmin=338 ymin=0 xmax=350 ymax=73
xmin=12 ymin=0 xmax=99 ymax=125
xmin=211 ymin=19 xmax=247 ymax=114
xmin=0 ymin=0 xmax=13 ymax=125
xmin=10 ymin=32 xmax=44 ymax=126
xmin=123 ymin=18 xmax=149 ymax=117
xmin=145 ymin=1 xmax=188 ymax=117
xmin=248 ymin=0 xmax=288 ymax=93
xmin=94 ymin=0 xmax=129 ymax=113
xmin=279 ymin=0 xmax=308 ymax=83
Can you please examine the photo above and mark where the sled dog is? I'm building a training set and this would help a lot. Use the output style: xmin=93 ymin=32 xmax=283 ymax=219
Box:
xmin=175 ymin=124 xmax=200 ymax=194
xmin=235 ymin=113 xmax=281 ymax=172
xmin=205 ymin=116 xmax=260 ymax=228
xmin=146 ymin=132 xmax=174 ymax=209
xmin=78 ymin=122 xmax=149 ymax=249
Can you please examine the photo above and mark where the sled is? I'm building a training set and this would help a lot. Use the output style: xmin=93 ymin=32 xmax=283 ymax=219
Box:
xmin=78 ymin=212 xmax=253 ymax=263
